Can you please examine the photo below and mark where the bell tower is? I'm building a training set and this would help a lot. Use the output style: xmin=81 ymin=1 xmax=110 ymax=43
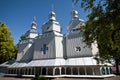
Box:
xmin=65 ymin=6 xmax=93 ymax=58
xmin=25 ymin=16 xmax=38 ymax=39
xmin=16 ymin=17 xmax=38 ymax=61
xmin=67 ymin=4 xmax=85 ymax=33
xmin=33 ymin=6 xmax=63 ymax=60
xmin=42 ymin=5 xmax=61 ymax=35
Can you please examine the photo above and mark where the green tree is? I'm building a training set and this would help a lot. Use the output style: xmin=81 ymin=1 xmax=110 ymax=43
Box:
xmin=73 ymin=0 xmax=120 ymax=74
xmin=0 ymin=22 xmax=16 ymax=63
xmin=20 ymin=34 xmax=26 ymax=40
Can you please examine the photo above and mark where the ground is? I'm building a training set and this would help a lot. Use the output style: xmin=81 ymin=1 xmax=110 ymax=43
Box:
xmin=0 ymin=76 xmax=120 ymax=80
xmin=0 ymin=77 xmax=31 ymax=80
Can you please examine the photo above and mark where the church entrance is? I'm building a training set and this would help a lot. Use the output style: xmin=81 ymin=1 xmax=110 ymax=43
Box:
xmin=42 ymin=68 xmax=46 ymax=75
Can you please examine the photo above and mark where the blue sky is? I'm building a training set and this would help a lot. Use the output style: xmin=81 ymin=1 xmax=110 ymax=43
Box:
xmin=0 ymin=0 xmax=88 ymax=44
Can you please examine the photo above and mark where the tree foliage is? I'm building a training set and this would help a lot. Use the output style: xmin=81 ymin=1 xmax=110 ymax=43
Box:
xmin=0 ymin=22 xmax=16 ymax=63
xmin=76 ymin=0 xmax=120 ymax=74
xmin=20 ymin=34 xmax=26 ymax=40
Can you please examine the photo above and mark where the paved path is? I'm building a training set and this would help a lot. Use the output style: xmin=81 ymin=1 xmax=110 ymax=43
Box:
xmin=51 ymin=76 xmax=120 ymax=80
xmin=0 ymin=76 xmax=120 ymax=80
xmin=0 ymin=77 xmax=32 ymax=80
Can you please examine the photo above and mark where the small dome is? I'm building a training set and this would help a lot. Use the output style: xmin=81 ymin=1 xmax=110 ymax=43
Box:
xmin=32 ymin=21 xmax=36 ymax=25
xmin=31 ymin=16 xmax=37 ymax=29
xmin=73 ymin=10 xmax=78 ymax=15
xmin=72 ymin=10 xmax=78 ymax=19
xmin=49 ymin=11 xmax=56 ymax=21
xmin=51 ymin=11 xmax=55 ymax=15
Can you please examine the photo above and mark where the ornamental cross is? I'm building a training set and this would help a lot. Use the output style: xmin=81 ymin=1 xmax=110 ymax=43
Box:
xmin=41 ymin=44 xmax=48 ymax=54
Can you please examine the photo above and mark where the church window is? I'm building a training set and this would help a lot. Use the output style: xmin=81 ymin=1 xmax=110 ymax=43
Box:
xmin=41 ymin=44 xmax=48 ymax=54
xmin=47 ymin=27 xmax=49 ymax=30
xmin=75 ymin=47 xmax=81 ymax=52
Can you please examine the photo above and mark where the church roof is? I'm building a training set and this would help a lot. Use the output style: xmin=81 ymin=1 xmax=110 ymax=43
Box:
xmin=9 ymin=62 xmax=27 ymax=68
xmin=0 ymin=59 xmax=15 ymax=67
xmin=26 ymin=28 xmax=38 ymax=34
xmin=8 ymin=57 xmax=99 ymax=68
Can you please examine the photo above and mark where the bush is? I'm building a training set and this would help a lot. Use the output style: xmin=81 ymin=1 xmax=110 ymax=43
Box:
xmin=32 ymin=76 xmax=46 ymax=80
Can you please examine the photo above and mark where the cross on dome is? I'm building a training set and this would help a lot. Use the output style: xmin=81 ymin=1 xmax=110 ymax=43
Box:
xmin=71 ymin=3 xmax=78 ymax=20
xmin=31 ymin=16 xmax=37 ymax=29
xmin=49 ymin=4 xmax=56 ymax=21
xmin=33 ymin=16 xmax=36 ymax=22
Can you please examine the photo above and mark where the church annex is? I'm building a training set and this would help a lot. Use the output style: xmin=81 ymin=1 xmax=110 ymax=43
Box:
xmin=0 ymin=7 xmax=114 ymax=78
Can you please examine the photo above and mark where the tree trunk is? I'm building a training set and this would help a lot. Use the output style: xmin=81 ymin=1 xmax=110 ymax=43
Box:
xmin=115 ymin=59 xmax=119 ymax=75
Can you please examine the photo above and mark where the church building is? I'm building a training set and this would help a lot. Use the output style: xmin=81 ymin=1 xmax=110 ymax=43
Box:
xmin=0 ymin=7 xmax=113 ymax=78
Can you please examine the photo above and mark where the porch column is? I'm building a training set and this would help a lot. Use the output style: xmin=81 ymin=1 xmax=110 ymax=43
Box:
xmin=100 ymin=67 xmax=103 ymax=75
xmin=104 ymin=67 xmax=107 ymax=75
xmin=53 ymin=67 xmax=56 ymax=75
xmin=59 ymin=67 xmax=62 ymax=75
xmin=108 ymin=67 xmax=110 ymax=74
